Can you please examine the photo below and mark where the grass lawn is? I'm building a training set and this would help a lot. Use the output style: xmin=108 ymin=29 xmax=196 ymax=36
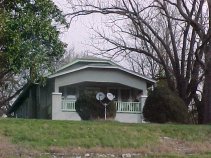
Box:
xmin=0 ymin=118 xmax=211 ymax=157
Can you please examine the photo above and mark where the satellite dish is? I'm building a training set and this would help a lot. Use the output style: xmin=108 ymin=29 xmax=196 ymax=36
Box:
xmin=107 ymin=93 xmax=114 ymax=101
xmin=96 ymin=92 xmax=105 ymax=101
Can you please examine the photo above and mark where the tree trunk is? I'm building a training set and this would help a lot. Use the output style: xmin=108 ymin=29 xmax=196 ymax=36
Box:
xmin=202 ymin=44 xmax=211 ymax=123
xmin=195 ymin=98 xmax=204 ymax=124
xmin=202 ymin=0 xmax=211 ymax=124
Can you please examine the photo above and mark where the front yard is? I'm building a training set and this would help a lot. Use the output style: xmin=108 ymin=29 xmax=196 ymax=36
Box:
xmin=0 ymin=118 xmax=211 ymax=157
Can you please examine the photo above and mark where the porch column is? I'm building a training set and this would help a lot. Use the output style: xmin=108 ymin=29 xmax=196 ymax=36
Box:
xmin=54 ymin=81 xmax=59 ymax=92
xmin=140 ymin=95 xmax=147 ymax=112
xmin=52 ymin=92 xmax=62 ymax=120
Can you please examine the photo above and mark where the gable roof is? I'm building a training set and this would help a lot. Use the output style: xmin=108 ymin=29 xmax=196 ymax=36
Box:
xmin=55 ymin=56 xmax=117 ymax=72
xmin=48 ymin=57 xmax=156 ymax=84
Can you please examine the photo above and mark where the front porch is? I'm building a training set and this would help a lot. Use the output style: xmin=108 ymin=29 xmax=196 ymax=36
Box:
xmin=52 ymin=82 xmax=148 ymax=123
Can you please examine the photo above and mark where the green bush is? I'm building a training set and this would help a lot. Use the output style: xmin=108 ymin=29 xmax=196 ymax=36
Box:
xmin=75 ymin=94 xmax=116 ymax=120
xmin=143 ymin=86 xmax=188 ymax=123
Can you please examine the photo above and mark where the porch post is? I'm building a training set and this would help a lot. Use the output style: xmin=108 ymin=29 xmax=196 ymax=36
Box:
xmin=140 ymin=95 xmax=147 ymax=112
xmin=139 ymin=95 xmax=147 ymax=123
xmin=52 ymin=92 xmax=62 ymax=120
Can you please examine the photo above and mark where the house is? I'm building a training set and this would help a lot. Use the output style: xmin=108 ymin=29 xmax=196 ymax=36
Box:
xmin=8 ymin=57 xmax=156 ymax=123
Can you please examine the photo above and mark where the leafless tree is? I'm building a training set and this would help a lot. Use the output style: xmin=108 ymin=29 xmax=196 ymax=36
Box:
xmin=67 ymin=0 xmax=211 ymax=123
xmin=54 ymin=47 xmax=90 ymax=70
xmin=54 ymin=47 xmax=77 ymax=69
xmin=125 ymin=51 xmax=160 ymax=79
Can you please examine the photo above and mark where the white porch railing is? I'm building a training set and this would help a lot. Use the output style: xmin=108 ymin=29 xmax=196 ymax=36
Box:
xmin=61 ymin=100 xmax=144 ymax=113
xmin=61 ymin=99 xmax=76 ymax=111
xmin=115 ymin=101 xmax=142 ymax=113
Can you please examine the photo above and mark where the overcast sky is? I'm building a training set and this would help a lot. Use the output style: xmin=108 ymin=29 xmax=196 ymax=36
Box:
xmin=53 ymin=0 xmax=103 ymax=55
xmin=52 ymin=0 xmax=131 ymax=68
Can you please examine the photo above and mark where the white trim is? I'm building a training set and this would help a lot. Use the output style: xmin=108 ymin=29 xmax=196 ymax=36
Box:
xmin=49 ymin=65 xmax=156 ymax=83
xmin=55 ymin=58 xmax=117 ymax=73
xmin=141 ymin=95 xmax=148 ymax=98
xmin=55 ymin=59 xmax=79 ymax=72
xmin=52 ymin=92 xmax=62 ymax=95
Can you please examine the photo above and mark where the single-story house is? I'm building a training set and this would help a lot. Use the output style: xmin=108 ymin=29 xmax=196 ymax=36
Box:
xmin=8 ymin=57 xmax=156 ymax=123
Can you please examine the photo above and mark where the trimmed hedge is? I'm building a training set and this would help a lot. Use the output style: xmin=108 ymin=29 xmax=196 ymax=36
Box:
xmin=75 ymin=94 xmax=116 ymax=120
xmin=143 ymin=86 xmax=188 ymax=123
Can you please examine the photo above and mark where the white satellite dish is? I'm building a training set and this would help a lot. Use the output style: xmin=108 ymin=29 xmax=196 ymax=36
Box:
xmin=96 ymin=92 xmax=105 ymax=101
xmin=107 ymin=93 xmax=114 ymax=101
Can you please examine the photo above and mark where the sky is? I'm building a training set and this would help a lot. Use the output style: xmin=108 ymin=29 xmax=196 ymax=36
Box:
xmin=53 ymin=0 xmax=103 ymax=55
xmin=52 ymin=0 xmax=132 ymax=68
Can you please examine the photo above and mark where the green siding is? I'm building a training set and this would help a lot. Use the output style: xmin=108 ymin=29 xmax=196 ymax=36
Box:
xmin=15 ymin=79 xmax=55 ymax=119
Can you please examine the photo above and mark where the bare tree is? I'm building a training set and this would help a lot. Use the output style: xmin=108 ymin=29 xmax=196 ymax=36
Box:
xmin=54 ymin=47 xmax=90 ymax=70
xmin=125 ymin=51 xmax=160 ymax=79
xmin=54 ymin=47 xmax=77 ymax=69
xmin=156 ymin=0 xmax=211 ymax=124
xmin=67 ymin=0 xmax=211 ymax=123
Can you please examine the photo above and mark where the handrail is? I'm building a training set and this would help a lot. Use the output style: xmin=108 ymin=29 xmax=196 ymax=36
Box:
xmin=115 ymin=101 xmax=142 ymax=113
xmin=61 ymin=100 xmax=143 ymax=113
xmin=61 ymin=99 xmax=76 ymax=111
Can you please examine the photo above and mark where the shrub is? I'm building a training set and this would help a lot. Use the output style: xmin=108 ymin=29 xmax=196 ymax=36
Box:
xmin=75 ymin=94 xmax=116 ymax=120
xmin=143 ymin=86 xmax=188 ymax=123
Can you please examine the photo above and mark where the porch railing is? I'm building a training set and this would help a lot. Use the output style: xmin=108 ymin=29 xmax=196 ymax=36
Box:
xmin=61 ymin=99 xmax=76 ymax=111
xmin=115 ymin=101 xmax=142 ymax=113
xmin=61 ymin=99 xmax=143 ymax=113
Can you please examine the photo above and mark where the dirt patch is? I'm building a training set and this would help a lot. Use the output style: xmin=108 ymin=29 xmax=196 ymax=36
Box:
xmin=0 ymin=136 xmax=39 ymax=158
xmin=45 ymin=137 xmax=211 ymax=157
xmin=48 ymin=146 xmax=149 ymax=155
xmin=45 ymin=139 xmax=211 ymax=157
xmin=1 ymin=136 xmax=211 ymax=157
xmin=158 ymin=136 xmax=211 ymax=154
xmin=0 ymin=136 xmax=16 ymax=158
